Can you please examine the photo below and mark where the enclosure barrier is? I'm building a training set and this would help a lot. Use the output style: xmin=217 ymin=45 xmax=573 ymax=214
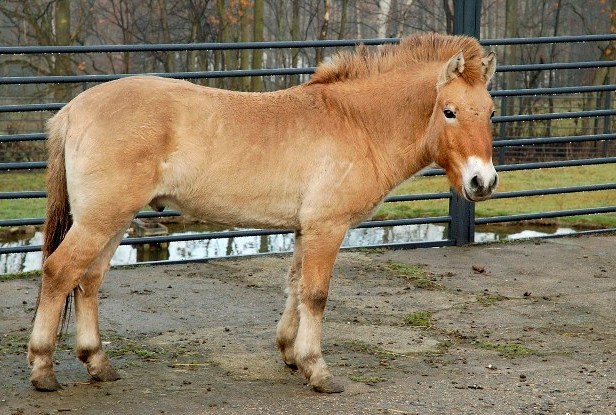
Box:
xmin=1 ymin=31 xmax=615 ymax=267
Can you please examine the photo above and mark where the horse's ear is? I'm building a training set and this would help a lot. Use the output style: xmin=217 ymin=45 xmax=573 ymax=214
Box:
xmin=437 ymin=52 xmax=465 ymax=89
xmin=481 ymin=51 xmax=497 ymax=85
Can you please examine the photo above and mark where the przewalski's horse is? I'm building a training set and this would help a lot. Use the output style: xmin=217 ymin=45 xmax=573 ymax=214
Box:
xmin=29 ymin=33 xmax=498 ymax=393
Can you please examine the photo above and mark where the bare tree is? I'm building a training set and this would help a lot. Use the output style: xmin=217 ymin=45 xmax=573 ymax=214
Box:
xmin=251 ymin=0 xmax=264 ymax=91
xmin=376 ymin=0 xmax=392 ymax=38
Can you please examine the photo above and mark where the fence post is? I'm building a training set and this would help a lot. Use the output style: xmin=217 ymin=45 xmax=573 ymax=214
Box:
xmin=448 ymin=0 xmax=481 ymax=246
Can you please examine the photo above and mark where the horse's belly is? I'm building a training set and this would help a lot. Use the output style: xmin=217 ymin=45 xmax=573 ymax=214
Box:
xmin=155 ymin=190 xmax=302 ymax=230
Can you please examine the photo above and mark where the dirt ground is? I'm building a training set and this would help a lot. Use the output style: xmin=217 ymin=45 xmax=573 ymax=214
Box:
xmin=1 ymin=235 xmax=615 ymax=414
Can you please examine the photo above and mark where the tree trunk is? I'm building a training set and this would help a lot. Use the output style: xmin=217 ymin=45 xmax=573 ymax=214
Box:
xmin=52 ymin=0 xmax=71 ymax=101
xmin=338 ymin=0 xmax=349 ymax=39
xmin=593 ymin=0 xmax=616 ymax=86
xmin=239 ymin=2 xmax=252 ymax=91
xmin=504 ymin=0 xmax=519 ymax=139
xmin=216 ymin=0 xmax=228 ymax=88
xmin=355 ymin=1 xmax=363 ymax=38
xmin=251 ymin=0 xmax=264 ymax=91
xmin=443 ymin=0 xmax=453 ymax=34
xmin=545 ymin=0 xmax=562 ymax=139
xmin=315 ymin=0 xmax=332 ymax=64
xmin=377 ymin=0 xmax=392 ymax=38
xmin=290 ymin=0 xmax=301 ymax=86
xmin=158 ymin=0 xmax=175 ymax=73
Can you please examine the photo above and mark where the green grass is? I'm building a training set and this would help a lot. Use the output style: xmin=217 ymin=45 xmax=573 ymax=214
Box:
xmin=387 ymin=262 xmax=443 ymax=290
xmin=105 ymin=336 xmax=160 ymax=360
xmin=0 ymin=335 xmax=29 ymax=355
xmin=0 ymin=270 xmax=41 ymax=281
xmin=476 ymin=293 xmax=509 ymax=307
xmin=404 ymin=311 xmax=433 ymax=328
xmin=1 ymin=165 xmax=615 ymax=227
xmin=349 ymin=374 xmax=387 ymax=384
xmin=477 ymin=341 xmax=537 ymax=358
xmin=0 ymin=171 xmax=46 ymax=220
xmin=376 ymin=164 xmax=616 ymax=227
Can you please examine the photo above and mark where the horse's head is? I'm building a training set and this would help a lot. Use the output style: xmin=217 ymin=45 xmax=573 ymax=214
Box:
xmin=430 ymin=51 xmax=498 ymax=202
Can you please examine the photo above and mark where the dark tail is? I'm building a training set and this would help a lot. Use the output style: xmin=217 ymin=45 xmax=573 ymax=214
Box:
xmin=43 ymin=108 xmax=72 ymax=260
xmin=35 ymin=108 xmax=73 ymax=329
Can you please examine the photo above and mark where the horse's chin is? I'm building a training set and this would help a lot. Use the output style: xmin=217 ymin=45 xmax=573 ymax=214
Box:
xmin=461 ymin=186 xmax=493 ymax=202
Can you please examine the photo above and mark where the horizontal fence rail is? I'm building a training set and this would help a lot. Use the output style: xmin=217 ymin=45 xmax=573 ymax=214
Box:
xmin=1 ymin=33 xmax=615 ymax=272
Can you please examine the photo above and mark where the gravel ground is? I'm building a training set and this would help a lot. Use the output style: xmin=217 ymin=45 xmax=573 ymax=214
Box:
xmin=1 ymin=235 xmax=615 ymax=414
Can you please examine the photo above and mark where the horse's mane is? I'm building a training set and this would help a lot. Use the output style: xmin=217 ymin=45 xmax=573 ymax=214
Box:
xmin=308 ymin=33 xmax=485 ymax=86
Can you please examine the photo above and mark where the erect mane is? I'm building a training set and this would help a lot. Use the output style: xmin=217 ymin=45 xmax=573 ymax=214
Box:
xmin=308 ymin=32 xmax=486 ymax=86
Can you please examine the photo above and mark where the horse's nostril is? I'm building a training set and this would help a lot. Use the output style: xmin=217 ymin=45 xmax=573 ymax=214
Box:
xmin=490 ymin=174 xmax=499 ymax=190
xmin=470 ymin=175 xmax=481 ymax=190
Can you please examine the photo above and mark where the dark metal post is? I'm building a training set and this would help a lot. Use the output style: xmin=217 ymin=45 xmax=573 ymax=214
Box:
xmin=453 ymin=0 xmax=481 ymax=37
xmin=448 ymin=0 xmax=481 ymax=246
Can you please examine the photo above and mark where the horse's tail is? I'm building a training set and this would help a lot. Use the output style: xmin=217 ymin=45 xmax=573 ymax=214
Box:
xmin=35 ymin=108 xmax=74 ymax=329
xmin=43 ymin=108 xmax=72 ymax=261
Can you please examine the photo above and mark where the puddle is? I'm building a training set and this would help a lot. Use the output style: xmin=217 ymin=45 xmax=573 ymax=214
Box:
xmin=0 ymin=223 xmax=575 ymax=274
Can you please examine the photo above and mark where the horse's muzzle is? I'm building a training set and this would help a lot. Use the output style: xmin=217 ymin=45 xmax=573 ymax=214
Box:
xmin=461 ymin=156 xmax=498 ymax=202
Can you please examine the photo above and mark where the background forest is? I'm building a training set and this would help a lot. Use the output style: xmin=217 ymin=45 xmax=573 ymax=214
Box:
xmin=1 ymin=0 xmax=614 ymax=91
xmin=0 ymin=0 xmax=614 ymax=161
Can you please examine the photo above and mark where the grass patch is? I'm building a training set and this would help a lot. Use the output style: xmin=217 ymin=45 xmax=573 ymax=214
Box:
xmin=349 ymin=374 xmax=387 ymax=385
xmin=477 ymin=341 xmax=536 ymax=358
xmin=404 ymin=311 xmax=433 ymax=328
xmin=0 ymin=335 xmax=29 ymax=355
xmin=387 ymin=262 xmax=442 ymax=290
xmin=387 ymin=262 xmax=425 ymax=277
xmin=476 ymin=293 xmax=508 ymax=306
xmin=0 ymin=270 xmax=41 ymax=281
xmin=0 ymin=171 xmax=46 ymax=220
xmin=0 ymin=199 xmax=46 ymax=220
xmin=134 ymin=349 xmax=158 ymax=359
xmin=375 ymin=164 xmax=616 ymax=227
xmin=0 ymin=171 xmax=45 ymax=191
xmin=1 ymin=163 xmax=615 ymax=227
xmin=105 ymin=336 xmax=160 ymax=361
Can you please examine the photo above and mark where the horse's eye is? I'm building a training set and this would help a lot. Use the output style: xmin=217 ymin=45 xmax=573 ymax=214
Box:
xmin=490 ymin=110 xmax=496 ymax=119
xmin=443 ymin=109 xmax=456 ymax=119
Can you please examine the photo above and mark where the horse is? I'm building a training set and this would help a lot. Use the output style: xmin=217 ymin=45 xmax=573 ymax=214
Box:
xmin=28 ymin=32 xmax=498 ymax=393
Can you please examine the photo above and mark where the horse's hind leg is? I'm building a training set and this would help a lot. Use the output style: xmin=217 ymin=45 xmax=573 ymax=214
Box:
xmin=276 ymin=231 xmax=303 ymax=368
xmin=294 ymin=225 xmax=346 ymax=393
xmin=28 ymin=221 xmax=128 ymax=391
xmin=74 ymin=227 xmax=127 ymax=383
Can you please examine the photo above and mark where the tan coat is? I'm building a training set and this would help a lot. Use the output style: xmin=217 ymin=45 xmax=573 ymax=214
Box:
xmin=30 ymin=33 xmax=497 ymax=393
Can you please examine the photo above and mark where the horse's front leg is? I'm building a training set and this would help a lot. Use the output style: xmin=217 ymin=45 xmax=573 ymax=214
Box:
xmin=276 ymin=231 xmax=302 ymax=368
xmin=294 ymin=225 xmax=346 ymax=393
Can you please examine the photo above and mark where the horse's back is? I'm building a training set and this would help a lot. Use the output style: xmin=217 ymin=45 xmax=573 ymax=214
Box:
xmin=53 ymin=77 xmax=311 ymax=227
xmin=53 ymin=76 xmax=383 ymax=229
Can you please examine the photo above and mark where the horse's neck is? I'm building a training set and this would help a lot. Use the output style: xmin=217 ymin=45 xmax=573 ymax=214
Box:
xmin=313 ymin=71 xmax=438 ymax=189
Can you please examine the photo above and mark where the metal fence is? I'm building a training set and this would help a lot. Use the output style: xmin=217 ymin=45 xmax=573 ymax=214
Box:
xmin=1 ymin=24 xmax=615 ymax=271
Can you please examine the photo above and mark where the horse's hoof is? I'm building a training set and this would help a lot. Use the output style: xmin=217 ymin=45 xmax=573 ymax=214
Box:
xmin=91 ymin=365 xmax=121 ymax=383
xmin=284 ymin=360 xmax=298 ymax=371
xmin=311 ymin=375 xmax=345 ymax=394
xmin=31 ymin=374 xmax=62 ymax=392
xmin=84 ymin=350 xmax=121 ymax=382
